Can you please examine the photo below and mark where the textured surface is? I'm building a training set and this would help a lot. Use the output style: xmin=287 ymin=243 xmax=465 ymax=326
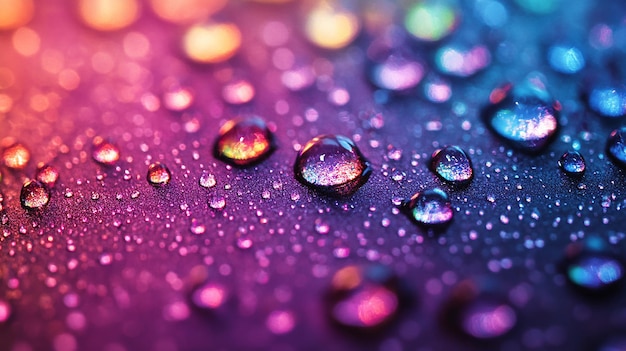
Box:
xmin=1 ymin=1 xmax=626 ymax=351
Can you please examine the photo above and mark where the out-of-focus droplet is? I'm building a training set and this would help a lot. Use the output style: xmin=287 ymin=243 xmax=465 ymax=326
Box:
xmin=294 ymin=135 xmax=371 ymax=196
xmin=0 ymin=0 xmax=34 ymax=30
xmin=514 ymin=0 xmax=561 ymax=14
xmin=327 ymin=265 xmax=408 ymax=331
xmin=0 ymin=299 xmax=11 ymax=323
xmin=20 ymin=180 xmax=50 ymax=209
xmin=214 ymin=117 xmax=274 ymax=166
xmin=558 ymin=151 xmax=585 ymax=176
xmin=430 ymin=146 xmax=473 ymax=185
xmin=2 ymin=143 xmax=30 ymax=170
xmin=403 ymin=188 xmax=453 ymax=227
xmin=35 ymin=164 xmax=60 ymax=187
xmin=424 ymin=77 xmax=452 ymax=103
xmin=199 ymin=172 xmax=216 ymax=188
xmin=442 ymin=280 xmax=517 ymax=340
xmin=182 ymin=23 xmax=242 ymax=64
xmin=78 ymin=0 xmax=140 ymax=31
xmin=482 ymin=76 xmax=560 ymax=152
xmin=190 ymin=282 xmax=227 ymax=310
xmin=304 ymin=2 xmax=360 ymax=50
xmin=606 ymin=128 xmax=626 ymax=168
xmin=163 ymin=84 xmax=194 ymax=112
xmin=92 ymin=137 xmax=120 ymax=166
xmin=368 ymin=53 xmax=424 ymax=92
xmin=150 ymin=0 xmax=226 ymax=24
xmin=435 ymin=44 xmax=491 ymax=77
xmin=405 ymin=1 xmax=459 ymax=42
xmin=147 ymin=162 xmax=172 ymax=187
xmin=222 ymin=79 xmax=255 ymax=105
xmin=547 ymin=45 xmax=585 ymax=74
xmin=281 ymin=64 xmax=316 ymax=92
xmin=587 ymin=85 xmax=626 ymax=118
xmin=474 ymin=0 xmax=507 ymax=28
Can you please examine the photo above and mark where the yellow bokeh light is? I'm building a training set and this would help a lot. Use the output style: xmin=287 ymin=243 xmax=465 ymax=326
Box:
xmin=0 ymin=0 xmax=34 ymax=30
xmin=305 ymin=3 xmax=359 ymax=50
xmin=182 ymin=23 xmax=242 ymax=64
xmin=150 ymin=0 xmax=226 ymax=24
xmin=78 ymin=0 xmax=139 ymax=31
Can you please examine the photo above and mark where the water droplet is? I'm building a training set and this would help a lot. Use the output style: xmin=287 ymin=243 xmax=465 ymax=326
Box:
xmin=190 ymin=219 xmax=206 ymax=235
xmin=163 ymin=84 xmax=194 ymax=111
xmin=78 ymin=0 xmax=139 ymax=31
xmin=558 ymin=151 xmax=585 ymax=176
xmin=606 ymin=127 xmax=626 ymax=168
xmin=294 ymin=135 xmax=371 ymax=196
xmin=222 ymin=79 xmax=255 ymax=105
xmin=35 ymin=164 xmax=59 ymax=187
xmin=99 ymin=253 xmax=113 ymax=265
xmin=327 ymin=265 xmax=407 ymax=331
xmin=587 ymin=85 xmax=626 ymax=118
xmin=430 ymin=146 xmax=473 ymax=185
xmin=404 ymin=1 xmax=459 ymax=42
xmin=547 ymin=45 xmax=585 ymax=74
xmin=442 ymin=280 xmax=517 ymax=339
xmin=209 ymin=195 xmax=226 ymax=210
xmin=565 ymin=249 xmax=623 ymax=294
xmin=304 ymin=3 xmax=360 ymax=50
xmin=367 ymin=53 xmax=425 ymax=92
xmin=482 ymin=78 xmax=560 ymax=152
xmin=199 ymin=172 xmax=217 ymax=188
xmin=146 ymin=162 xmax=172 ymax=187
xmin=190 ymin=282 xmax=227 ymax=309
xmin=403 ymin=188 xmax=453 ymax=227
xmin=92 ymin=137 xmax=120 ymax=166
xmin=2 ymin=143 xmax=30 ymax=170
xmin=182 ymin=22 xmax=242 ymax=64
xmin=214 ymin=117 xmax=274 ymax=166
xmin=0 ymin=299 xmax=11 ymax=323
xmin=20 ymin=180 xmax=50 ymax=210
xmin=435 ymin=44 xmax=491 ymax=77
xmin=314 ymin=218 xmax=330 ymax=234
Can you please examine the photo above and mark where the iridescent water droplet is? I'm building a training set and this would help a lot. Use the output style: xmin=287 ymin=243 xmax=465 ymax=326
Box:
xmin=222 ymin=79 xmax=255 ymax=105
xmin=191 ymin=282 xmax=227 ymax=310
xmin=403 ymin=188 xmax=453 ymax=227
xmin=35 ymin=164 xmax=59 ymax=187
xmin=327 ymin=265 xmax=407 ymax=331
xmin=146 ymin=162 xmax=171 ymax=187
xmin=2 ymin=143 xmax=30 ymax=170
xmin=20 ymin=180 xmax=50 ymax=209
xmin=199 ymin=172 xmax=216 ymax=188
xmin=606 ymin=127 xmax=626 ymax=168
xmin=92 ymin=137 xmax=120 ymax=166
xmin=214 ymin=117 xmax=274 ymax=166
xmin=442 ymin=280 xmax=517 ymax=340
xmin=294 ymin=135 xmax=372 ymax=196
xmin=587 ymin=85 xmax=626 ymax=118
xmin=430 ymin=146 xmax=473 ymax=185
xmin=482 ymin=77 xmax=560 ymax=152
xmin=547 ymin=45 xmax=585 ymax=74
xmin=558 ymin=151 xmax=585 ymax=176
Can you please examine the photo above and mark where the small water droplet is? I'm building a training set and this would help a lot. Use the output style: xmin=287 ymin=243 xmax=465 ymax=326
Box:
xmin=314 ymin=218 xmax=330 ymax=234
xmin=92 ymin=137 xmax=120 ymax=166
xmin=403 ymin=188 xmax=453 ymax=227
xmin=191 ymin=282 xmax=227 ymax=310
xmin=587 ymin=84 xmax=626 ymax=118
xmin=430 ymin=146 xmax=473 ymax=185
xmin=199 ymin=172 xmax=216 ymax=188
xmin=214 ymin=117 xmax=274 ymax=166
xmin=606 ymin=127 xmax=626 ymax=168
xmin=20 ymin=180 xmax=50 ymax=209
xmin=99 ymin=253 xmax=113 ymax=266
xmin=327 ymin=265 xmax=407 ymax=331
xmin=482 ymin=78 xmax=560 ymax=152
xmin=2 ymin=143 xmax=30 ymax=170
xmin=35 ymin=164 xmax=59 ymax=187
xmin=294 ymin=135 xmax=371 ymax=196
xmin=190 ymin=219 xmax=206 ymax=235
xmin=209 ymin=195 xmax=226 ymax=210
xmin=146 ymin=162 xmax=172 ymax=187
xmin=558 ymin=151 xmax=585 ymax=176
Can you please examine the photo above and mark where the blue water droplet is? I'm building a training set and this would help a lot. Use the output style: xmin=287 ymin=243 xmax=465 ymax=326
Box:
xmin=403 ymin=188 xmax=453 ymax=227
xmin=587 ymin=85 xmax=626 ymax=118
xmin=567 ymin=255 xmax=623 ymax=292
xmin=607 ymin=127 xmax=626 ymax=168
xmin=558 ymin=151 xmax=585 ymax=176
xmin=482 ymin=78 xmax=560 ymax=152
xmin=430 ymin=146 xmax=473 ymax=185
xmin=294 ymin=135 xmax=371 ymax=196
xmin=547 ymin=45 xmax=585 ymax=74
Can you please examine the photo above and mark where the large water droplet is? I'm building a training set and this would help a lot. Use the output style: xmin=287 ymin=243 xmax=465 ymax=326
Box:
xmin=327 ymin=265 xmax=407 ymax=331
xmin=2 ymin=143 xmax=30 ymax=170
xmin=35 ymin=164 xmax=59 ymax=187
xmin=403 ymin=188 xmax=453 ymax=227
xmin=441 ymin=280 xmax=517 ymax=340
xmin=92 ymin=137 xmax=120 ymax=166
xmin=20 ymin=180 xmax=50 ymax=209
xmin=214 ymin=117 xmax=274 ymax=166
xmin=482 ymin=78 xmax=560 ymax=152
xmin=606 ymin=127 xmax=626 ymax=168
xmin=558 ymin=151 xmax=585 ymax=176
xmin=146 ymin=162 xmax=172 ymax=187
xmin=294 ymin=135 xmax=371 ymax=196
xmin=587 ymin=85 xmax=626 ymax=118
xmin=430 ymin=146 xmax=473 ymax=185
